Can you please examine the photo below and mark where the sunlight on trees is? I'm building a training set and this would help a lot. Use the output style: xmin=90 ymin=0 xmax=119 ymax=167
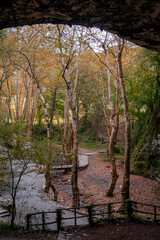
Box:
xmin=0 ymin=24 xmax=159 ymax=222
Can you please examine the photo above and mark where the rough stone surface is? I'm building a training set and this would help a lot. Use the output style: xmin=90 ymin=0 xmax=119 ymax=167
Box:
xmin=0 ymin=156 xmax=89 ymax=229
xmin=0 ymin=0 xmax=160 ymax=52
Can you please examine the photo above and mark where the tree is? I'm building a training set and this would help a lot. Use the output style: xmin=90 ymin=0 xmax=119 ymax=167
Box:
xmin=84 ymin=29 xmax=121 ymax=197
xmin=0 ymin=125 xmax=31 ymax=228
xmin=7 ymin=26 xmax=59 ymax=200
xmin=55 ymin=24 xmax=85 ymax=208
xmin=18 ymin=52 xmax=58 ymax=200
xmin=117 ymin=38 xmax=131 ymax=207
xmin=131 ymin=50 xmax=160 ymax=178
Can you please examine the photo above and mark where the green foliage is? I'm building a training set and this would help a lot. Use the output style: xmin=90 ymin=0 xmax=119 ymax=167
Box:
xmin=31 ymin=137 xmax=63 ymax=166
xmin=101 ymin=144 xmax=124 ymax=158
xmin=50 ymin=125 xmax=62 ymax=142
xmin=132 ymin=141 xmax=160 ymax=178
xmin=0 ymin=123 xmax=35 ymax=227
xmin=128 ymin=49 xmax=160 ymax=178
xmin=79 ymin=120 xmax=91 ymax=135
xmin=87 ymin=136 xmax=102 ymax=143
xmin=32 ymin=122 xmax=62 ymax=142
xmin=113 ymin=145 xmax=121 ymax=154
xmin=156 ymin=159 xmax=160 ymax=179
xmin=132 ymin=91 xmax=160 ymax=178
xmin=1 ymin=23 xmax=160 ymax=183
xmin=79 ymin=141 xmax=107 ymax=149
xmin=125 ymin=49 xmax=160 ymax=145
xmin=0 ymin=221 xmax=22 ymax=232
xmin=32 ymin=124 xmax=47 ymax=138
xmin=125 ymin=199 xmax=135 ymax=219
xmin=99 ymin=152 xmax=109 ymax=162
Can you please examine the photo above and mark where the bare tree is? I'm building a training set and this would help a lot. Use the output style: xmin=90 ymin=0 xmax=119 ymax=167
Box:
xmin=85 ymin=30 xmax=120 ymax=197
xmin=0 ymin=132 xmax=31 ymax=228
xmin=12 ymin=51 xmax=58 ymax=201
xmin=117 ymin=38 xmax=131 ymax=207
xmin=56 ymin=24 xmax=84 ymax=207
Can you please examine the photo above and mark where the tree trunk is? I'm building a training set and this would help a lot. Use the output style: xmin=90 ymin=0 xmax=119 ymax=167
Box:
xmin=55 ymin=112 xmax=68 ymax=156
xmin=63 ymin=93 xmax=73 ymax=155
xmin=10 ymin=200 xmax=16 ymax=229
xmin=106 ymin=117 xmax=119 ymax=197
xmin=49 ymin=87 xmax=57 ymax=125
xmin=103 ymin=38 xmax=119 ymax=197
xmin=57 ymin=24 xmax=82 ymax=208
xmin=6 ymin=78 xmax=13 ymax=125
xmin=16 ymin=71 xmax=20 ymax=123
xmin=27 ymin=74 xmax=32 ymax=138
xmin=30 ymin=87 xmax=38 ymax=129
xmin=67 ymin=87 xmax=80 ymax=208
xmin=117 ymin=38 xmax=131 ymax=208
xmin=62 ymin=64 xmax=80 ymax=208
xmin=20 ymin=55 xmax=59 ymax=201
xmin=35 ymin=81 xmax=58 ymax=199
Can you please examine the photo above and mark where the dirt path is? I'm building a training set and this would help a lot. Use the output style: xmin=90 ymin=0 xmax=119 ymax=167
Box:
xmin=65 ymin=220 xmax=160 ymax=240
xmin=0 ymin=232 xmax=58 ymax=240
xmin=52 ymin=150 xmax=160 ymax=208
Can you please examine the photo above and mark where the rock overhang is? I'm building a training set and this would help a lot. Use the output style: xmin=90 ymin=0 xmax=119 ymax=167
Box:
xmin=0 ymin=0 xmax=160 ymax=52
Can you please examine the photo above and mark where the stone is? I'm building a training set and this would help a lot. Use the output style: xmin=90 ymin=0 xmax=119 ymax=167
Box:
xmin=0 ymin=197 xmax=12 ymax=210
xmin=0 ymin=0 xmax=160 ymax=52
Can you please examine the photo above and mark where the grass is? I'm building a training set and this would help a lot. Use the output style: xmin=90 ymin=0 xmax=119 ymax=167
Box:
xmin=99 ymin=152 xmax=109 ymax=162
xmin=79 ymin=141 xmax=108 ymax=149
xmin=99 ymin=151 xmax=124 ymax=165
xmin=0 ymin=222 xmax=22 ymax=234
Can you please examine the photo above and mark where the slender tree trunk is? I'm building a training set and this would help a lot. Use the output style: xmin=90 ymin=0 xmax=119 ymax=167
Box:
xmin=16 ymin=71 xmax=20 ymax=123
xmin=102 ymin=101 xmax=111 ymax=140
xmin=115 ymin=73 xmax=120 ymax=143
xmin=104 ymin=39 xmax=119 ymax=197
xmin=6 ymin=78 xmax=13 ymax=125
xmin=27 ymin=74 xmax=32 ymax=138
xmin=67 ymin=87 xmax=79 ymax=208
xmin=117 ymin=38 xmax=131 ymax=208
xmin=49 ymin=87 xmax=57 ymax=125
xmin=62 ymin=65 xmax=80 ymax=208
xmin=106 ymin=117 xmax=119 ymax=197
xmin=56 ymin=111 xmax=68 ymax=156
xmin=30 ymin=87 xmax=38 ymax=129
xmin=34 ymin=81 xmax=58 ymax=200
xmin=57 ymin=24 xmax=82 ymax=208
xmin=35 ymin=84 xmax=51 ymax=191
xmin=63 ymin=94 xmax=73 ymax=155
xmin=10 ymin=200 xmax=16 ymax=228
xmin=19 ymin=53 xmax=59 ymax=200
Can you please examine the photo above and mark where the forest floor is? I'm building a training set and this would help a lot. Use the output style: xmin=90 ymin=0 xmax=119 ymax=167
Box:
xmin=0 ymin=220 xmax=160 ymax=240
xmin=64 ymin=220 xmax=160 ymax=240
xmin=50 ymin=147 xmax=160 ymax=209
xmin=0 ymin=231 xmax=58 ymax=240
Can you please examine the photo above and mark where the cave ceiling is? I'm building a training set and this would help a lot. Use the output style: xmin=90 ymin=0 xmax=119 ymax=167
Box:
xmin=0 ymin=0 xmax=160 ymax=52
